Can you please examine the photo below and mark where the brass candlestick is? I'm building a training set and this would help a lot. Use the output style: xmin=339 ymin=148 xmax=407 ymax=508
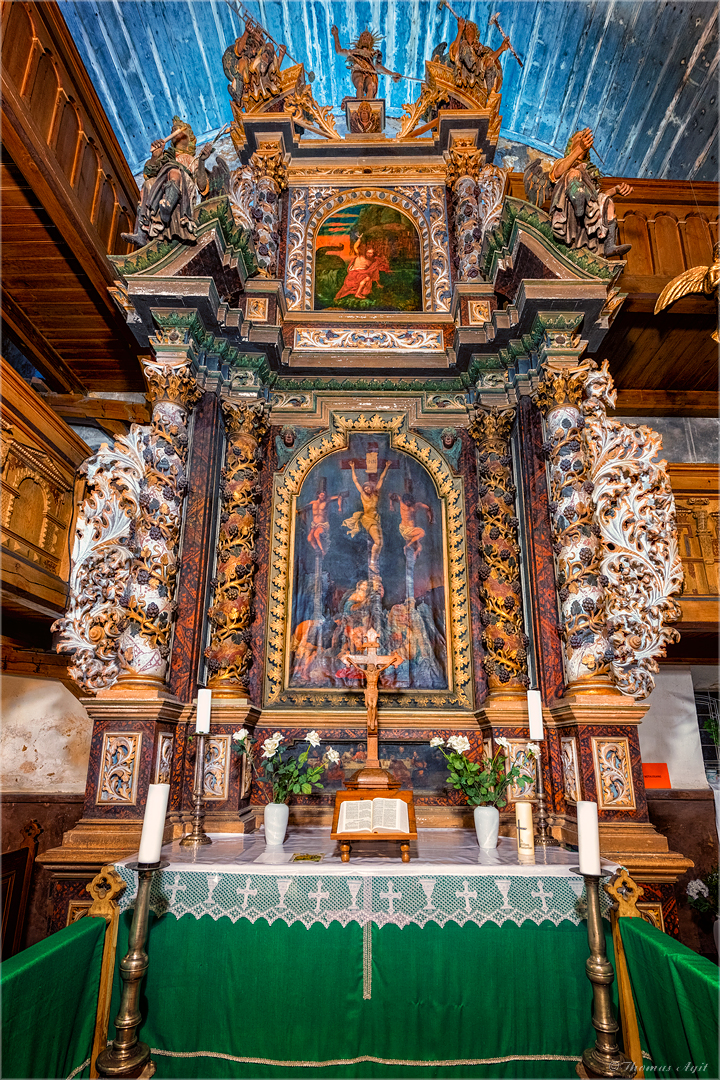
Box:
xmin=573 ymin=869 xmax=635 ymax=1078
xmin=534 ymin=746 xmax=559 ymax=846
xmin=95 ymin=860 xmax=168 ymax=1077
xmin=180 ymin=731 xmax=212 ymax=847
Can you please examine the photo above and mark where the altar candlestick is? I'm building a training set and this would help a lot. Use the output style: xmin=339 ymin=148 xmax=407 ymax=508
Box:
xmin=137 ymin=783 xmax=170 ymax=866
xmin=515 ymin=801 xmax=534 ymax=853
xmin=577 ymin=800 xmax=602 ymax=875
xmin=527 ymin=690 xmax=544 ymax=741
xmin=196 ymin=688 xmax=212 ymax=734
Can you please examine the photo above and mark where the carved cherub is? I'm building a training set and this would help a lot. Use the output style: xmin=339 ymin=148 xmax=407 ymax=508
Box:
xmin=655 ymin=242 xmax=719 ymax=342
xmin=330 ymin=26 xmax=402 ymax=100
xmin=524 ymin=128 xmax=632 ymax=259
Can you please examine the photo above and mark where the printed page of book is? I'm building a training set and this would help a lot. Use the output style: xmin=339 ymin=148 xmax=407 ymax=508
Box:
xmin=338 ymin=800 xmax=373 ymax=833
xmin=372 ymin=798 xmax=410 ymax=833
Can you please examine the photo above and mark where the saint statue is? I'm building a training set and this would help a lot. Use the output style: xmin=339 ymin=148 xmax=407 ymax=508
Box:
xmin=334 ymin=238 xmax=390 ymax=301
xmin=524 ymin=128 xmax=633 ymax=258
xmin=448 ymin=16 xmax=509 ymax=96
xmin=342 ymin=461 xmax=390 ymax=572
xmin=223 ymin=18 xmax=286 ymax=109
xmin=121 ymin=118 xmax=226 ymax=249
xmin=330 ymin=26 xmax=402 ymax=100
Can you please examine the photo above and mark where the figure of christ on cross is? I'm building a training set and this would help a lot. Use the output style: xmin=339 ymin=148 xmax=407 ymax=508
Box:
xmin=389 ymin=491 xmax=433 ymax=556
xmin=341 ymin=628 xmax=404 ymax=787
xmin=342 ymin=459 xmax=391 ymax=573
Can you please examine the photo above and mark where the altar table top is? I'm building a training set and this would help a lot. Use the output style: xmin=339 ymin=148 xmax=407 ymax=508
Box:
xmin=115 ymin=828 xmax=617 ymax=930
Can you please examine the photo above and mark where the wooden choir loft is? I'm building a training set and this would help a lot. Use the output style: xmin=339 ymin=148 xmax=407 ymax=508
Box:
xmin=1 ymin=1 xmax=718 ymax=1077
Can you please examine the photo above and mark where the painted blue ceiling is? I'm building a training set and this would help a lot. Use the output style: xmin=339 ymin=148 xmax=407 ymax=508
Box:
xmin=59 ymin=0 xmax=718 ymax=180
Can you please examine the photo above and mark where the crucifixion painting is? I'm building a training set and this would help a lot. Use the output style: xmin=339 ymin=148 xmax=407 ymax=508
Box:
xmin=288 ymin=434 xmax=449 ymax=693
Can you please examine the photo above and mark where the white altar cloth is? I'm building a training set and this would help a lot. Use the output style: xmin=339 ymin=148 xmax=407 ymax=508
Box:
xmin=115 ymin=828 xmax=617 ymax=930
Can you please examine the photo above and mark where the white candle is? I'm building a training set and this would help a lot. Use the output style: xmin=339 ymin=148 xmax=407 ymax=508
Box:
xmin=577 ymin=800 xmax=602 ymax=875
xmin=196 ymin=688 xmax=212 ymax=734
xmin=527 ymin=689 xmax=544 ymax=741
xmin=137 ymin=783 xmax=170 ymax=865
xmin=515 ymin=801 xmax=534 ymax=853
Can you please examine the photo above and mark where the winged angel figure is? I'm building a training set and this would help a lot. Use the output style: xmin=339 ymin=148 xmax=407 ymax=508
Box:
xmin=654 ymin=242 xmax=719 ymax=342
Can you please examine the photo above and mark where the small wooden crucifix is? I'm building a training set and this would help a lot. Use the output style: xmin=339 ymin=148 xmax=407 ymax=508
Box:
xmin=341 ymin=628 xmax=404 ymax=789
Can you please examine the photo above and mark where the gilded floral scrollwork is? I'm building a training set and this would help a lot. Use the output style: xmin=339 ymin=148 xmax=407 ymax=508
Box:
xmin=205 ymin=400 xmax=269 ymax=691
xmin=468 ymin=407 xmax=529 ymax=693
xmin=582 ymin=361 xmax=683 ymax=698
xmin=98 ymin=733 xmax=141 ymax=803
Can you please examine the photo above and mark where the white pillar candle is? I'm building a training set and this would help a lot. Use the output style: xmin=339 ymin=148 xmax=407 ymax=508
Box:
xmin=577 ymin=800 xmax=602 ymax=875
xmin=527 ymin=689 xmax=544 ymax=741
xmin=137 ymin=783 xmax=170 ymax=865
xmin=515 ymin=801 xmax=534 ymax=853
xmin=196 ymin=688 xmax=212 ymax=734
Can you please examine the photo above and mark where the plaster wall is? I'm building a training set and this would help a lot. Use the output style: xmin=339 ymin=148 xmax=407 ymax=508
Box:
xmin=637 ymin=665 xmax=708 ymax=789
xmin=0 ymin=675 xmax=92 ymax=793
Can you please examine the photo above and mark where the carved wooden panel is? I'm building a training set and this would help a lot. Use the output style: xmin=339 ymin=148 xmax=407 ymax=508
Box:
xmin=668 ymin=464 xmax=719 ymax=631
xmin=591 ymin=737 xmax=636 ymax=812
xmin=560 ymin=737 xmax=581 ymax=803
xmin=96 ymin=733 xmax=142 ymax=805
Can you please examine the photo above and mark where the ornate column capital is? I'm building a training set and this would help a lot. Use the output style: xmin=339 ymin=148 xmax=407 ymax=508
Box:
xmin=445 ymin=142 xmax=485 ymax=190
xmin=221 ymin=399 xmax=270 ymax=440
xmin=250 ymin=146 xmax=288 ymax=193
xmin=535 ymin=360 xmax=596 ymax=416
xmin=468 ymin=405 xmax=516 ymax=452
xmin=142 ymin=357 xmax=203 ymax=415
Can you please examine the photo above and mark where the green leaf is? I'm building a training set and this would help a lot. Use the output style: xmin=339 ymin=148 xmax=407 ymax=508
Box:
xmin=301 ymin=783 xmax=312 ymax=795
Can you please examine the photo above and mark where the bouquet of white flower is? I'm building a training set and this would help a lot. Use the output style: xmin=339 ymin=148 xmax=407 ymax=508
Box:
xmin=232 ymin=728 xmax=340 ymax=804
xmin=430 ymin=734 xmax=533 ymax=808
xmin=687 ymin=871 xmax=718 ymax=916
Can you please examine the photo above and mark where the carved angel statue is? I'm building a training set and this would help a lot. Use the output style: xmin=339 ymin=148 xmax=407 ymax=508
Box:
xmin=121 ymin=118 xmax=229 ymax=249
xmin=654 ymin=242 xmax=719 ymax=341
xmin=524 ymin=128 xmax=632 ymax=259
xmin=330 ymin=26 xmax=402 ymax=100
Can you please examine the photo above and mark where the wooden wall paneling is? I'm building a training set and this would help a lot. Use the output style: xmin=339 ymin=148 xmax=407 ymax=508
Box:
xmin=2 ymin=3 xmax=35 ymax=92
xmin=650 ymin=214 xmax=684 ymax=278
xmin=618 ymin=212 xmax=654 ymax=275
xmin=680 ymin=212 xmax=714 ymax=267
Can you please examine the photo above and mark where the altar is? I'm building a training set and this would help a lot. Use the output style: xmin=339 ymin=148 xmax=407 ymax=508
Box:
xmin=107 ymin=830 xmax=619 ymax=1079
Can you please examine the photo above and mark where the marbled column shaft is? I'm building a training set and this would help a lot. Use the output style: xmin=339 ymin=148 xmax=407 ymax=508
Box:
xmin=535 ymin=363 xmax=614 ymax=692
xmin=116 ymin=360 xmax=201 ymax=688
xmin=205 ymin=400 xmax=269 ymax=693
xmin=469 ymin=407 xmax=529 ymax=695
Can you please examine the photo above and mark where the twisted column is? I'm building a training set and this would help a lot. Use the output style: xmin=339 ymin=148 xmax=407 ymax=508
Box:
xmin=469 ymin=407 xmax=529 ymax=697
xmin=249 ymin=147 xmax=288 ymax=277
xmin=205 ymin=400 xmax=269 ymax=694
xmin=446 ymin=145 xmax=506 ymax=282
xmin=115 ymin=358 xmax=201 ymax=693
xmin=535 ymin=360 xmax=617 ymax=696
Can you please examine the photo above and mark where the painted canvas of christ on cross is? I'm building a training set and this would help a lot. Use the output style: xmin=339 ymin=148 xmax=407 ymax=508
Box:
xmin=314 ymin=203 xmax=423 ymax=312
xmin=287 ymin=434 xmax=450 ymax=692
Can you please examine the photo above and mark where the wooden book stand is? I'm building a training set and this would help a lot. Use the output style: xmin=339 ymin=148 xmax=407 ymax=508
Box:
xmin=331 ymin=788 xmax=417 ymax=862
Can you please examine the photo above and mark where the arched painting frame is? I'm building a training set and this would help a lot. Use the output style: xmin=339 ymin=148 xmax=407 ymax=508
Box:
xmin=265 ymin=411 xmax=473 ymax=711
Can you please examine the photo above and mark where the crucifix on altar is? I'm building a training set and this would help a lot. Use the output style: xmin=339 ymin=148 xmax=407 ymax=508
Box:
xmin=340 ymin=627 xmax=404 ymax=789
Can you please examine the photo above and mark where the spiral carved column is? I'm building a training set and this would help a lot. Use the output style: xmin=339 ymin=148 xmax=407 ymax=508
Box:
xmin=469 ymin=406 xmax=529 ymax=698
xmin=446 ymin=145 xmax=506 ymax=281
xmin=114 ymin=357 xmax=201 ymax=695
xmin=205 ymin=400 xmax=269 ymax=695
xmin=535 ymin=361 xmax=618 ymax=697
xmin=250 ymin=147 xmax=287 ymax=277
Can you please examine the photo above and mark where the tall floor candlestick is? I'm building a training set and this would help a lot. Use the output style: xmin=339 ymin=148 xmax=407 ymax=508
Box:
xmin=180 ymin=731 xmax=212 ymax=847
xmin=574 ymin=869 xmax=635 ymax=1078
xmin=534 ymin=748 xmax=559 ymax=847
xmin=95 ymin=859 xmax=167 ymax=1077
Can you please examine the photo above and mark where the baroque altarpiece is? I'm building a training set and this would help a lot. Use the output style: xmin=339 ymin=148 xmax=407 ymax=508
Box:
xmin=40 ymin=11 xmax=691 ymax=933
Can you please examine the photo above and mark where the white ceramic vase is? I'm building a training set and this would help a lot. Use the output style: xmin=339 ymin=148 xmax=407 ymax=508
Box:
xmin=474 ymin=804 xmax=500 ymax=849
xmin=264 ymin=802 xmax=289 ymax=845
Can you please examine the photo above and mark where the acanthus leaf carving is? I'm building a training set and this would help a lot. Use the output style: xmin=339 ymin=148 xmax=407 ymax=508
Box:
xmin=583 ymin=361 xmax=683 ymax=698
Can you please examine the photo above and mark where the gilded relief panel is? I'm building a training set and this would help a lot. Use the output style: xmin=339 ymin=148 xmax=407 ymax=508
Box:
xmin=97 ymin=732 xmax=142 ymax=805
xmin=591 ymin=737 xmax=636 ymax=811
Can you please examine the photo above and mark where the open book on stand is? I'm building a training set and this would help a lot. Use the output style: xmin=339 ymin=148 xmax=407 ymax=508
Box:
xmin=337 ymin=797 xmax=410 ymax=835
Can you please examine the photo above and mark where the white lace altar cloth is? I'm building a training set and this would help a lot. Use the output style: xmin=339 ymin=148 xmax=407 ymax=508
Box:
xmin=115 ymin=828 xmax=616 ymax=930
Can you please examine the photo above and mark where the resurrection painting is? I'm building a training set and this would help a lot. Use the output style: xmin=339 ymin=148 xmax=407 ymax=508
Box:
xmin=287 ymin=433 xmax=449 ymax=692
xmin=314 ymin=203 xmax=422 ymax=312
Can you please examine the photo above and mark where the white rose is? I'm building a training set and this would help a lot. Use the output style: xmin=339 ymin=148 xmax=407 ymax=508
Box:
xmin=525 ymin=742 xmax=541 ymax=758
xmin=446 ymin=735 xmax=471 ymax=755
xmin=430 ymin=737 xmax=445 ymax=747
xmin=233 ymin=728 xmax=249 ymax=742
xmin=326 ymin=748 xmax=340 ymax=765
xmin=495 ymin=736 xmax=511 ymax=750
xmin=305 ymin=730 xmax=321 ymax=747
xmin=262 ymin=736 xmax=281 ymax=759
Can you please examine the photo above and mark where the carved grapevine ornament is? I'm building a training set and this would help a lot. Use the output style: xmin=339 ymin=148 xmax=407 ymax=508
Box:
xmin=582 ymin=361 xmax=683 ymax=698
xmin=469 ymin=407 xmax=529 ymax=692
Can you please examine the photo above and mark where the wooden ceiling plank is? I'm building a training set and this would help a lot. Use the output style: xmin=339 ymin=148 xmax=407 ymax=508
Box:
xmin=2 ymin=288 xmax=86 ymax=393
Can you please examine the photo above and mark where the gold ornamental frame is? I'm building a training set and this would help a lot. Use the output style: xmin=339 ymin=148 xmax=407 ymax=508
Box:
xmin=264 ymin=411 xmax=473 ymax=711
